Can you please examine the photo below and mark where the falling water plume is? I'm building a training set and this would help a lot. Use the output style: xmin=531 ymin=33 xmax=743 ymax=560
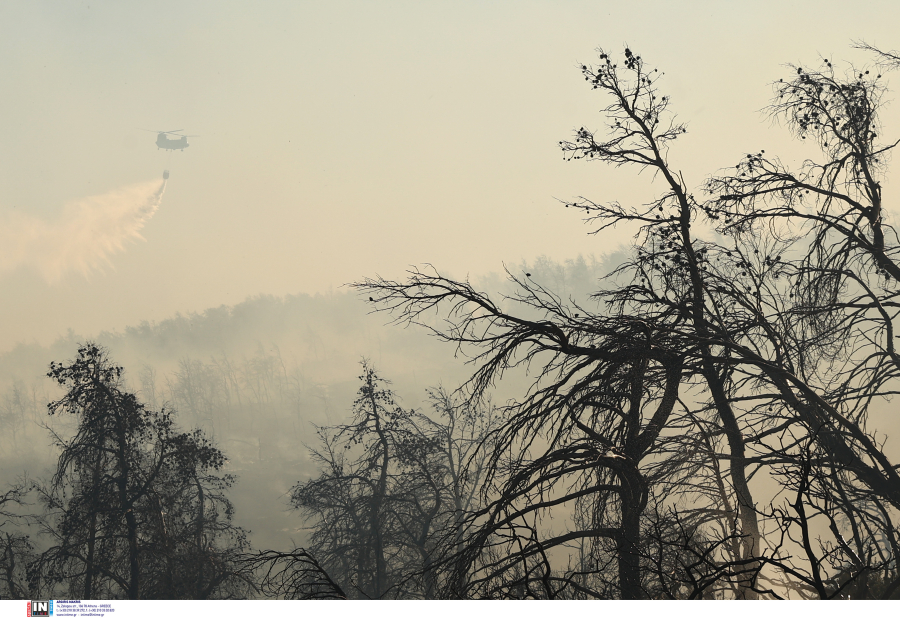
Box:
xmin=0 ymin=178 xmax=167 ymax=283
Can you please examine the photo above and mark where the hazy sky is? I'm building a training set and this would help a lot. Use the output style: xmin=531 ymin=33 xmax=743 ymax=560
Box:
xmin=2 ymin=0 xmax=899 ymax=352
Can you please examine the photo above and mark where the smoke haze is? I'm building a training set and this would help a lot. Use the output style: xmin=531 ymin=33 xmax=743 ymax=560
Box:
xmin=0 ymin=179 xmax=165 ymax=283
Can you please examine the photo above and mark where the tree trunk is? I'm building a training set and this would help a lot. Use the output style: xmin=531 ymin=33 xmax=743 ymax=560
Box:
xmin=367 ymin=385 xmax=390 ymax=598
xmin=125 ymin=507 xmax=140 ymax=599
xmin=195 ymin=474 xmax=206 ymax=599
xmin=702 ymin=363 xmax=760 ymax=599
xmin=83 ymin=440 xmax=105 ymax=598
xmin=618 ymin=489 xmax=644 ymax=599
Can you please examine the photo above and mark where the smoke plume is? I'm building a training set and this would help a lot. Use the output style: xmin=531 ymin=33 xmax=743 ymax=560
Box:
xmin=0 ymin=179 xmax=166 ymax=283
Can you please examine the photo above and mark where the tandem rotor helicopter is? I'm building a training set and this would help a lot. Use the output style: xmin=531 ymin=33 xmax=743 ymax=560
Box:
xmin=140 ymin=128 xmax=199 ymax=151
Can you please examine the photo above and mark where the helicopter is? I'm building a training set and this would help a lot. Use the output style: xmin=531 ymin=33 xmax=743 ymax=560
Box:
xmin=141 ymin=129 xmax=198 ymax=151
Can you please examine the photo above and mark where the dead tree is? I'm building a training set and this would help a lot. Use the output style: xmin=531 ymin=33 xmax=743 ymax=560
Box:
xmin=354 ymin=45 xmax=900 ymax=599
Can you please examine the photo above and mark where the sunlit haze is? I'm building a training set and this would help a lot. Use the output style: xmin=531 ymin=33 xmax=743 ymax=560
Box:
xmin=0 ymin=1 xmax=898 ymax=350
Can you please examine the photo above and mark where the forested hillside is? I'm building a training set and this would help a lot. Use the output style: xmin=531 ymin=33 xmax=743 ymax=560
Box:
xmin=0 ymin=256 xmax=608 ymax=555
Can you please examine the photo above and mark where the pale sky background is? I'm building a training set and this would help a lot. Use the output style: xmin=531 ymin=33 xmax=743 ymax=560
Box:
xmin=2 ymin=0 xmax=900 ymax=353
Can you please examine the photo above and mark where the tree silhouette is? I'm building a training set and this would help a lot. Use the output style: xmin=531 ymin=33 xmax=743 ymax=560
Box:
xmin=290 ymin=361 xmax=402 ymax=598
xmin=35 ymin=344 xmax=250 ymax=599
xmin=0 ymin=483 xmax=40 ymax=599
xmin=290 ymin=362 xmax=497 ymax=598
xmin=354 ymin=45 xmax=900 ymax=599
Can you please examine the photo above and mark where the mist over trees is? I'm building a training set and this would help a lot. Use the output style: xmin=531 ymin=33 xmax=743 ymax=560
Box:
xmin=0 ymin=258 xmax=607 ymax=599
xmin=4 ymin=42 xmax=900 ymax=600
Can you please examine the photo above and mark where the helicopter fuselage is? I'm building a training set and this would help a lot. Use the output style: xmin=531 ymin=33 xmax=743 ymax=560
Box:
xmin=157 ymin=133 xmax=189 ymax=150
